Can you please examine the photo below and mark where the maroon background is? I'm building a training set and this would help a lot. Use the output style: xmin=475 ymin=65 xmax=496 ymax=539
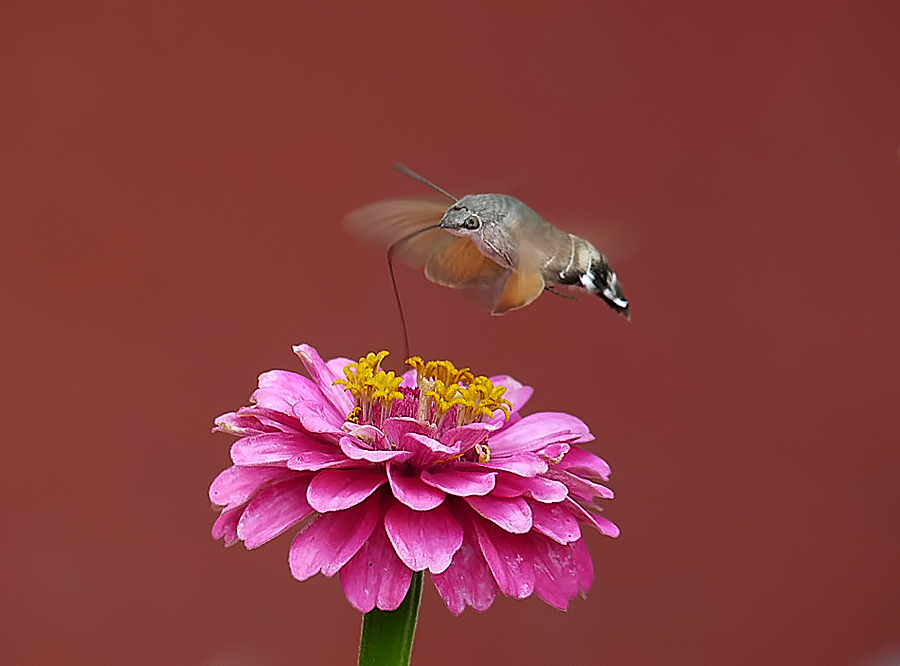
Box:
xmin=3 ymin=2 xmax=899 ymax=665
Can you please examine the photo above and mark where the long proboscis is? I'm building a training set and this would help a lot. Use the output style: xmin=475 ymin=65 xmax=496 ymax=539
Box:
xmin=387 ymin=224 xmax=443 ymax=361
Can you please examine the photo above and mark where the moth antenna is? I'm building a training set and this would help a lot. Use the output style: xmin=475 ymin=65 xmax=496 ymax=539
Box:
xmin=394 ymin=163 xmax=458 ymax=202
xmin=387 ymin=224 xmax=443 ymax=360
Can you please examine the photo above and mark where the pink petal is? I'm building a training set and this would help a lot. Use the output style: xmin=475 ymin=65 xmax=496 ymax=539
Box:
xmin=547 ymin=469 xmax=614 ymax=501
xmin=290 ymin=400 xmax=347 ymax=436
xmin=405 ymin=432 xmax=458 ymax=456
xmin=288 ymin=494 xmax=379 ymax=579
xmin=431 ymin=517 xmax=498 ymax=615
xmin=559 ymin=445 xmax=612 ymax=481
xmin=403 ymin=432 xmax=460 ymax=467
xmin=237 ymin=477 xmax=314 ymax=549
xmin=230 ymin=432 xmax=316 ymax=466
xmin=489 ymin=412 xmax=593 ymax=456
xmin=565 ymin=498 xmax=620 ymax=537
xmin=209 ymin=465 xmax=295 ymax=509
xmin=386 ymin=463 xmax=445 ymax=511
xmin=211 ymin=506 xmax=242 ymax=546
xmin=307 ymin=469 xmax=387 ymax=512
xmin=214 ymin=410 xmax=279 ymax=436
xmin=472 ymin=517 xmax=535 ymax=599
xmin=293 ymin=344 xmax=354 ymax=416
xmin=340 ymin=436 xmax=411 ymax=464
xmin=571 ymin=538 xmax=594 ymax=593
xmin=439 ymin=423 xmax=496 ymax=454
xmin=531 ymin=534 xmax=581 ymax=609
xmin=420 ymin=469 xmax=496 ymax=497
xmin=464 ymin=495 xmax=532 ymax=534
xmin=325 ymin=356 xmax=354 ymax=377
xmin=382 ymin=417 xmax=436 ymax=449
xmin=343 ymin=424 xmax=390 ymax=448
xmin=222 ymin=407 xmax=304 ymax=435
xmin=481 ymin=452 xmax=548 ymax=477
xmin=384 ymin=502 xmax=463 ymax=573
xmin=340 ymin=522 xmax=413 ymax=612
xmin=399 ymin=368 xmax=417 ymax=388
xmin=540 ymin=442 xmax=571 ymax=461
xmin=252 ymin=372 xmax=346 ymax=429
xmin=491 ymin=473 xmax=569 ymax=503
xmin=254 ymin=370 xmax=332 ymax=413
xmin=528 ymin=500 xmax=581 ymax=544
xmin=287 ymin=444 xmax=353 ymax=472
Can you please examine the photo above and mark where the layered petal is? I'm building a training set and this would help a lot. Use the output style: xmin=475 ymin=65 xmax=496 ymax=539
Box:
xmin=253 ymin=370 xmax=331 ymax=412
xmin=464 ymin=495 xmax=532 ymax=534
xmin=384 ymin=502 xmax=463 ymax=573
xmin=432 ymin=515 xmax=498 ymax=615
xmin=386 ymin=464 xmax=445 ymax=511
xmin=287 ymin=441 xmax=354 ymax=472
xmin=558 ymin=445 xmax=612 ymax=481
xmin=528 ymin=499 xmax=581 ymax=544
xmin=214 ymin=410 xmax=281 ymax=436
xmin=473 ymin=518 xmax=536 ymax=599
xmin=307 ymin=469 xmax=387 ymax=512
xmin=571 ymin=537 xmax=594 ymax=594
xmin=547 ymin=468 xmax=615 ymax=501
xmin=420 ymin=469 xmax=496 ymax=497
xmin=230 ymin=432 xmax=317 ymax=466
xmin=340 ymin=436 xmax=412 ymax=464
xmin=211 ymin=507 xmax=242 ymax=546
xmin=293 ymin=344 xmax=354 ymax=416
xmin=438 ymin=423 xmax=497 ymax=454
xmin=340 ymin=519 xmax=413 ymax=612
xmin=565 ymin=498 xmax=621 ymax=537
xmin=289 ymin=494 xmax=379 ymax=579
xmin=489 ymin=412 xmax=593 ymax=456
xmin=531 ymin=534 xmax=581 ymax=609
xmin=403 ymin=432 xmax=459 ymax=467
xmin=237 ymin=477 xmax=314 ymax=549
xmin=491 ymin=473 xmax=568 ymax=503
xmin=479 ymin=452 xmax=548 ymax=477
xmin=209 ymin=465 xmax=295 ymax=509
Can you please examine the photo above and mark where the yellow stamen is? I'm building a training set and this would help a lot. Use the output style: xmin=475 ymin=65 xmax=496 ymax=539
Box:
xmin=334 ymin=351 xmax=404 ymax=421
xmin=407 ymin=356 xmax=512 ymax=426
xmin=406 ymin=357 xmax=475 ymax=387
xmin=424 ymin=380 xmax=465 ymax=414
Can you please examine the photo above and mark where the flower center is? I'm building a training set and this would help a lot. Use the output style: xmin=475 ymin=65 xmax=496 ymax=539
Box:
xmin=334 ymin=352 xmax=512 ymax=431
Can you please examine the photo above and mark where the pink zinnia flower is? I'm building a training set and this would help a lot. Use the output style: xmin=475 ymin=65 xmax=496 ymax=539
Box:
xmin=210 ymin=344 xmax=618 ymax=614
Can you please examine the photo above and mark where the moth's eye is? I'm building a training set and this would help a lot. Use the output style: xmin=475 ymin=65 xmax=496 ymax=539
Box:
xmin=464 ymin=215 xmax=481 ymax=230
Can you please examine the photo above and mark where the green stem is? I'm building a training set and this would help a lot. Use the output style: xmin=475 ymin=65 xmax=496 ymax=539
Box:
xmin=358 ymin=571 xmax=424 ymax=666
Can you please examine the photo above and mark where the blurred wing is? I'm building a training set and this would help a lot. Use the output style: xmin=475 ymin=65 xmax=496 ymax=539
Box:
xmin=424 ymin=235 xmax=508 ymax=289
xmin=493 ymin=237 xmax=545 ymax=314
xmin=494 ymin=269 xmax=545 ymax=314
xmin=423 ymin=235 xmax=518 ymax=312
xmin=343 ymin=199 xmax=450 ymax=268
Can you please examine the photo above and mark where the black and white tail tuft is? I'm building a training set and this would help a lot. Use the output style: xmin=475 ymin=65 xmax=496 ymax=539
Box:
xmin=582 ymin=262 xmax=630 ymax=320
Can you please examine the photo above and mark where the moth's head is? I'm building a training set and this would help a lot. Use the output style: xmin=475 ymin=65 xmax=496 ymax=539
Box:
xmin=440 ymin=194 xmax=509 ymax=236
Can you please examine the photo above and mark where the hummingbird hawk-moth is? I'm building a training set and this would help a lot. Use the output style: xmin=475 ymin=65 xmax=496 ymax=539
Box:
xmin=344 ymin=164 xmax=630 ymax=319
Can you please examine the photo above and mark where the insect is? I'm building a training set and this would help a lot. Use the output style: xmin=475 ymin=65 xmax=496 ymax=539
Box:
xmin=345 ymin=164 xmax=630 ymax=319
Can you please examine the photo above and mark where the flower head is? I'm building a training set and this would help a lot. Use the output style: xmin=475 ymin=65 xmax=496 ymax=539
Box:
xmin=210 ymin=344 xmax=618 ymax=614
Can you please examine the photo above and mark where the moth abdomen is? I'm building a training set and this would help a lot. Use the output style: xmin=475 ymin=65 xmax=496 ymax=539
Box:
xmin=544 ymin=236 xmax=630 ymax=319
